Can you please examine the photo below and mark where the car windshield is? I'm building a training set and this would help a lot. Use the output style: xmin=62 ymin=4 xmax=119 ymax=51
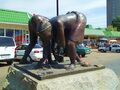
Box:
xmin=76 ymin=43 xmax=85 ymax=49
xmin=0 ymin=37 xmax=15 ymax=46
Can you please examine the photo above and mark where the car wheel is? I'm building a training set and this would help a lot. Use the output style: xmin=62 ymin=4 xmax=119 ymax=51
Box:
xmin=82 ymin=54 xmax=85 ymax=57
xmin=103 ymin=50 xmax=106 ymax=53
xmin=116 ymin=50 xmax=120 ymax=53
xmin=99 ymin=50 xmax=103 ymax=52
xmin=101 ymin=49 xmax=106 ymax=53
xmin=7 ymin=60 xmax=13 ymax=65
xmin=81 ymin=54 xmax=85 ymax=57
xmin=98 ymin=49 xmax=101 ymax=51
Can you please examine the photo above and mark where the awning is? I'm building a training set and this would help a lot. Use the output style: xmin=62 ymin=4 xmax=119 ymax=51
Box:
xmin=85 ymin=28 xmax=120 ymax=38
xmin=85 ymin=28 xmax=104 ymax=36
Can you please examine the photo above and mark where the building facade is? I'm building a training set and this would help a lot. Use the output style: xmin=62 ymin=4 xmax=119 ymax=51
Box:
xmin=107 ymin=0 xmax=120 ymax=26
xmin=0 ymin=9 xmax=31 ymax=45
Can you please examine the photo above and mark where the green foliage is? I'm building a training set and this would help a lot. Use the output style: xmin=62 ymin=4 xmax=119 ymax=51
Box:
xmin=106 ymin=25 xmax=117 ymax=31
xmin=112 ymin=16 xmax=120 ymax=31
xmin=86 ymin=24 xmax=93 ymax=29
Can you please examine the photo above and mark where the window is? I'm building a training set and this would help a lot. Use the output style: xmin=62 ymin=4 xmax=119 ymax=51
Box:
xmin=0 ymin=29 xmax=4 ymax=36
xmin=6 ymin=29 xmax=13 ymax=37
xmin=15 ymin=30 xmax=22 ymax=45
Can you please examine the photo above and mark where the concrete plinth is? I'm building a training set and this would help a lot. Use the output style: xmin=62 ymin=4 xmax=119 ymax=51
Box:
xmin=3 ymin=64 xmax=119 ymax=90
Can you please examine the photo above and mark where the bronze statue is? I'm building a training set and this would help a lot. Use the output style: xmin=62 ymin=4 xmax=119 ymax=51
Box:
xmin=20 ymin=11 xmax=90 ymax=69
xmin=50 ymin=11 xmax=89 ymax=69
xmin=20 ymin=14 xmax=53 ymax=64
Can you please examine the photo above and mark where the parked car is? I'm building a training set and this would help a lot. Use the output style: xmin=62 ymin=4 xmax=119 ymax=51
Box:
xmin=76 ymin=43 xmax=91 ymax=57
xmin=0 ymin=36 xmax=16 ymax=65
xmin=98 ymin=43 xmax=120 ymax=53
xmin=98 ymin=45 xmax=109 ymax=52
xmin=15 ymin=43 xmax=43 ymax=61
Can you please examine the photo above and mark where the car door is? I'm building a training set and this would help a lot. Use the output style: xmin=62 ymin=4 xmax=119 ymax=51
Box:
xmin=15 ymin=45 xmax=26 ymax=58
xmin=111 ymin=45 xmax=118 ymax=52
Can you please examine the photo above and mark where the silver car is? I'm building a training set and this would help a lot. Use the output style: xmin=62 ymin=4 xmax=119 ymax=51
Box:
xmin=15 ymin=43 xmax=43 ymax=62
xmin=98 ymin=43 xmax=120 ymax=53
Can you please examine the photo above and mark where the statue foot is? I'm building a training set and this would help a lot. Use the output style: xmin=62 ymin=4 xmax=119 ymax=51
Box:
xmin=49 ymin=60 xmax=58 ymax=65
xmin=34 ymin=58 xmax=50 ymax=69
xmin=34 ymin=62 xmax=51 ymax=69
xmin=19 ymin=60 xmax=32 ymax=64
xmin=78 ymin=61 xmax=91 ymax=67
xmin=65 ymin=64 xmax=75 ymax=70
xmin=55 ymin=55 xmax=64 ymax=62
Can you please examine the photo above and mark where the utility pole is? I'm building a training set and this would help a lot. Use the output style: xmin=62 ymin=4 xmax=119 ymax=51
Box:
xmin=56 ymin=0 xmax=59 ymax=16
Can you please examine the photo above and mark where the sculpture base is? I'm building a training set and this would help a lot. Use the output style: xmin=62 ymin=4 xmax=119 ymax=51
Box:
xmin=3 ymin=63 xmax=119 ymax=90
xmin=13 ymin=63 xmax=105 ymax=80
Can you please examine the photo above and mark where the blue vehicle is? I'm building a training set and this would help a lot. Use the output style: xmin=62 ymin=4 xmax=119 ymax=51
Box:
xmin=76 ymin=43 xmax=91 ymax=57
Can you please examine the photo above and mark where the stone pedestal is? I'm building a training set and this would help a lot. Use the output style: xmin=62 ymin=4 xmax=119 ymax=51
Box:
xmin=3 ymin=63 xmax=119 ymax=90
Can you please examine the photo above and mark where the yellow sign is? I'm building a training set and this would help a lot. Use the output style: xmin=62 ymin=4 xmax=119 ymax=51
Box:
xmin=0 ymin=23 xmax=28 ymax=30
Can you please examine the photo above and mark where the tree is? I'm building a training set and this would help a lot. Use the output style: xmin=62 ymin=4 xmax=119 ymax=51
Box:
xmin=86 ymin=24 xmax=93 ymax=29
xmin=106 ymin=25 xmax=117 ymax=31
xmin=112 ymin=16 xmax=120 ymax=31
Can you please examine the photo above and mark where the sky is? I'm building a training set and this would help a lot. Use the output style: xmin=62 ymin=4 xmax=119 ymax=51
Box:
xmin=0 ymin=0 xmax=106 ymax=28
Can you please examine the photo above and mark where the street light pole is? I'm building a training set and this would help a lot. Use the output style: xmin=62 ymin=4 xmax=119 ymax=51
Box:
xmin=56 ymin=0 xmax=59 ymax=16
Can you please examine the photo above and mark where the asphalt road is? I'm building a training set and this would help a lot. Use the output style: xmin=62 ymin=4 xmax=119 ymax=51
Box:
xmin=83 ymin=50 xmax=120 ymax=89
xmin=0 ymin=50 xmax=120 ymax=90
xmin=83 ymin=50 xmax=120 ymax=77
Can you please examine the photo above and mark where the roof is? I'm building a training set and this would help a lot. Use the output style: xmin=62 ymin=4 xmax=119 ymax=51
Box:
xmin=103 ymin=30 xmax=112 ymax=37
xmin=85 ymin=28 xmax=120 ymax=38
xmin=110 ymin=31 xmax=120 ymax=37
xmin=85 ymin=28 xmax=105 ymax=36
xmin=0 ymin=9 xmax=32 ymax=24
xmin=103 ymin=30 xmax=120 ymax=37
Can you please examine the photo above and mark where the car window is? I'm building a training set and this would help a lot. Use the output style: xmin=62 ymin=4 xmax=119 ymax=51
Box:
xmin=76 ymin=44 xmax=85 ymax=49
xmin=0 ymin=37 xmax=15 ymax=46
xmin=16 ymin=45 xmax=28 ymax=50
xmin=34 ymin=44 xmax=42 ymax=48
xmin=112 ymin=45 xmax=118 ymax=47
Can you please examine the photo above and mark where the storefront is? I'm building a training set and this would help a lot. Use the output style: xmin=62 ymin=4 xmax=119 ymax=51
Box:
xmin=84 ymin=28 xmax=105 ymax=48
xmin=0 ymin=9 xmax=31 ymax=45
xmin=85 ymin=28 xmax=120 ymax=48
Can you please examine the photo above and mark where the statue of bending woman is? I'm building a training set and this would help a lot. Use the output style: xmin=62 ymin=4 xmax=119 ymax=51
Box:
xmin=50 ymin=11 xmax=90 ymax=69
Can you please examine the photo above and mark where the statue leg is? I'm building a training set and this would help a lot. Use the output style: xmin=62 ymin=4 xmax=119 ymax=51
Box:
xmin=37 ymin=28 xmax=54 ymax=65
xmin=42 ymin=40 xmax=52 ymax=62
xmin=20 ymin=32 xmax=37 ymax=64
xmin=51 ymin=21 xmax=65 ymax=62
xmin=63 ymin=40 xmax=78 ymax=70
xmin=55 ymin=20 xmax=65 ymax=47
xmin=67 ymin=41 xmax=76 ymax=64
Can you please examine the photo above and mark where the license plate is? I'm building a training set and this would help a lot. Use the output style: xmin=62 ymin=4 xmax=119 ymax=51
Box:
xmin=1 ymin=55 xmax=9 ymax=58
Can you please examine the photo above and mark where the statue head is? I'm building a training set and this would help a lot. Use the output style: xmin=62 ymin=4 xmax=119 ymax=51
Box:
xmin=33 ymin=15 xmax=43 ymax=24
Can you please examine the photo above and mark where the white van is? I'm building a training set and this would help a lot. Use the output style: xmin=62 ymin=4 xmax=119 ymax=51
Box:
xmin=0 ymin=36 xmax=16 ymax=65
